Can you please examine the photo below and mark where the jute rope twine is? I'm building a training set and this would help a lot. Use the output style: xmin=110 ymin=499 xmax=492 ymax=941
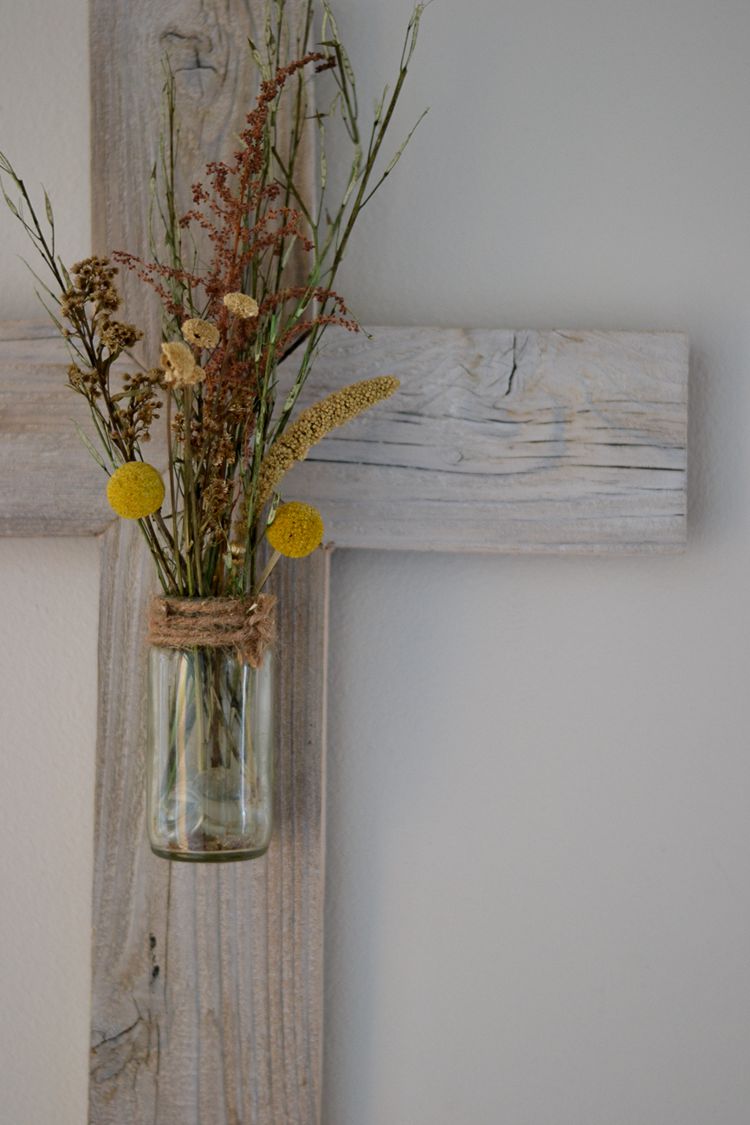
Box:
xmin=148 ymin=594 xmax=276 ymax=668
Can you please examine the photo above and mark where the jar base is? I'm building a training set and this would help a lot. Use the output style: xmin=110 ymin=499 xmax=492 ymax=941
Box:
xmin=150 ymin=842 xmax=271 ymax=863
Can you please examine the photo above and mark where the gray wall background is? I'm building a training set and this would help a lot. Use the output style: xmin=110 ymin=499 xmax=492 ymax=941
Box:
xmin=324 ymin=2 xmax=750 ymax=1123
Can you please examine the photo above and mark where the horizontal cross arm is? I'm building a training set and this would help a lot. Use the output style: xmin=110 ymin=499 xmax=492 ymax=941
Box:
xmin=281 ymin=326 xmax=688 ymax=554
xmin=0 ymin=323 xmax=687 ymax=553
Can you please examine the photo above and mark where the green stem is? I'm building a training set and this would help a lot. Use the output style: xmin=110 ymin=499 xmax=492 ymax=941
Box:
xmin=182 ymin=386 xmax=199 ymax=595
xmin=254 ymin=549 xmax=281 ymax=595
xmin=165 ymin=390 xmax=185 ymax=594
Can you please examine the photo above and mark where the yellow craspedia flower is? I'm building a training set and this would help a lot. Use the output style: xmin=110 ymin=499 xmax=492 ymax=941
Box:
xmin=181 ymin=318 xmax=220 ymax=349
xmin=266 ymin=502 xmax=324 ymax=559
xmin=223 ymin=291 xmax=259 ymax=319
xmin=107 ymin=461 xmax=165 ymax=520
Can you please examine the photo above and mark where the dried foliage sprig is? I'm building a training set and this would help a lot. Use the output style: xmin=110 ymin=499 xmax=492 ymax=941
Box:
xmin=255 ymin=375 xmax=400 ymax=510
xmin=0 ymin=0 xmax=426 ymax=598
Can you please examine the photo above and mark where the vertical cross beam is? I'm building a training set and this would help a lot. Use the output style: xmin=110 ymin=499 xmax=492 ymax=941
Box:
xmin=88 ymin=3 xmax=329 ymax=1121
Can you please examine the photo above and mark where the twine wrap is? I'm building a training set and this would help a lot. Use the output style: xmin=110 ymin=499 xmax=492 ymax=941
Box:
xmin=148 ymin=594 xmax=276 ymax=668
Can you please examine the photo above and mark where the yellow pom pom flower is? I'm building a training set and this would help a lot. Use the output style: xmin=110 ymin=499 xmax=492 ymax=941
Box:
xmin=266 ymin=502 xmax=324 ymax=559
xmin=107 ymin=461 xmax=165 ymax=520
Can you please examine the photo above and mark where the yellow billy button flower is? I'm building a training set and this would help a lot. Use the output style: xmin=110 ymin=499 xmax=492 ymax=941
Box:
xmin=223 ymin=291 xmax=259 ymax=319
xmin=106 ymin=461 xmax=165 ymax=520
xmin=266 ymin=502 xmax=324 ymax=559
xmin=181 ymin=317 xmax=219 ymax=349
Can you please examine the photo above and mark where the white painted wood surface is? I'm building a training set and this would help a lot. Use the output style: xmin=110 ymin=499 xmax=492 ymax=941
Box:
xmin=1 ymin=324 xmax=688 ymax=551
xmin=89 ymin=522 xmax=329 ymax=1124
xmin=283 ymin=326 xmax=688 ymax=553
xmin=0 ymin=321 xmax=111 ymax=536
xmin=86 ymin=1 xmax=329 ymax=1122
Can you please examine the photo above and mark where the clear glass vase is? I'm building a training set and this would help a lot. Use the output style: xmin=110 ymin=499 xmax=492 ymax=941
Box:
xmin=147 ymin=645 xmax=274 ymax=862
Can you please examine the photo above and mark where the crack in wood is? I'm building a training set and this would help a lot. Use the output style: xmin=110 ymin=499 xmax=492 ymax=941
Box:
xmin=160 ymin=30 xmax=218 ymax=76
xmin=90 ymin=1005 xmax=155 ymax=1086
xmin=505 ymin=331 xmax=519 ymax=396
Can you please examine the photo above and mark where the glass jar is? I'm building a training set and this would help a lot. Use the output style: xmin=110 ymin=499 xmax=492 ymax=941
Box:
xmin=147 ymin=645 xmax=274 ymax=861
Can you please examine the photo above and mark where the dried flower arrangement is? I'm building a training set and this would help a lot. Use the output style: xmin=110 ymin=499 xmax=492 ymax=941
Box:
xmin=1 ymin=1 xmax=425 ymax=597
xmin=0 ymin=0 xmax=426 ymax=860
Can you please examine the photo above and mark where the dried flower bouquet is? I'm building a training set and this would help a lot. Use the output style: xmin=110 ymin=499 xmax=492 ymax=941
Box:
xmin=1 ymin=0 xmax=426 ymax=596
xmin=1 ymin=0 xmax=426 ymax=860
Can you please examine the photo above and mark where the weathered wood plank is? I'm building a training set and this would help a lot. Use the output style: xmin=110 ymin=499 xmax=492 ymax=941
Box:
xmin=89 ymin=0 xmax=314 ymax=347
xmin=88 ymin=2 xmax=327 ymax=1123
xmin=1 ymin=324 xmax=688 ymax=550
xmin=89 ymin=522 xmax=329 ymax=1124
xmin=0 ymin=322 xmax=111 ymax=536
xmin=281 ymin=326 xmax=689 ymax=553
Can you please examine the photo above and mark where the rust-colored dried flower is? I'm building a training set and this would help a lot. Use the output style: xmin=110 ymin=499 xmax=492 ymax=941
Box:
xmin=1 ymin=5 xmax=425 ymax=602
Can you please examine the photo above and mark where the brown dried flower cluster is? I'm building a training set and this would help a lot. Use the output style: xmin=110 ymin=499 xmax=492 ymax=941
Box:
xmin=60 ymin=257 xmax=143 ymax=360
xmin=111 ymin=52 xmax=361 ymax=566
xmin=60 ymin=256 xmax=120 ymax=318
xmin=58 ymin=259 xmax=161 ymax=461
xmin=111 ymin=371 xmax=163 ymax=451
xmin=68 ymin=361 xmax=162 ymax=460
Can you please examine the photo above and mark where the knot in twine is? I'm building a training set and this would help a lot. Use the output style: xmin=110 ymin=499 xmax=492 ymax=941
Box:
xmin=148 ymin=594 xmax=276 ymax=668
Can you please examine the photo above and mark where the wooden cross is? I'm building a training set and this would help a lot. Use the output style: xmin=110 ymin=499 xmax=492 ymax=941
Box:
xmin=0 ymin=2 xmax=687 ymax=1122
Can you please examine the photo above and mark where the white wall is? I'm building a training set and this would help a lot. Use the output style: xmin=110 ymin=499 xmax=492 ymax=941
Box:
xmin=324 ymin=2 xmax=750 ymax=1123
xmin=2 ymin=2 xmax=750 ymax=1123
xmin=0 ymin=3 xmax=97 ymax=1124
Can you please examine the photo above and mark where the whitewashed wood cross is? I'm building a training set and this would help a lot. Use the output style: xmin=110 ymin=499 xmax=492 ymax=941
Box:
xmin=0 ymin=2 xmax=687 ymax=1122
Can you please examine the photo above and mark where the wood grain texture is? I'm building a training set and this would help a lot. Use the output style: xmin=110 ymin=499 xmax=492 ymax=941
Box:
xmin=281 ymin=326 xmax=689 ymax=553
xmin=90 ymin=0 xmax=314 ymax=345
xmin=89 ymin=522 xmax=329 ymax=1124
xmin=0 ymin=324 xmax=688 ymax=550
xmin=0 ymin=322 xmax=111 ymax=536
xmin=88 ymin=2 xmax=327 ymax=1123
